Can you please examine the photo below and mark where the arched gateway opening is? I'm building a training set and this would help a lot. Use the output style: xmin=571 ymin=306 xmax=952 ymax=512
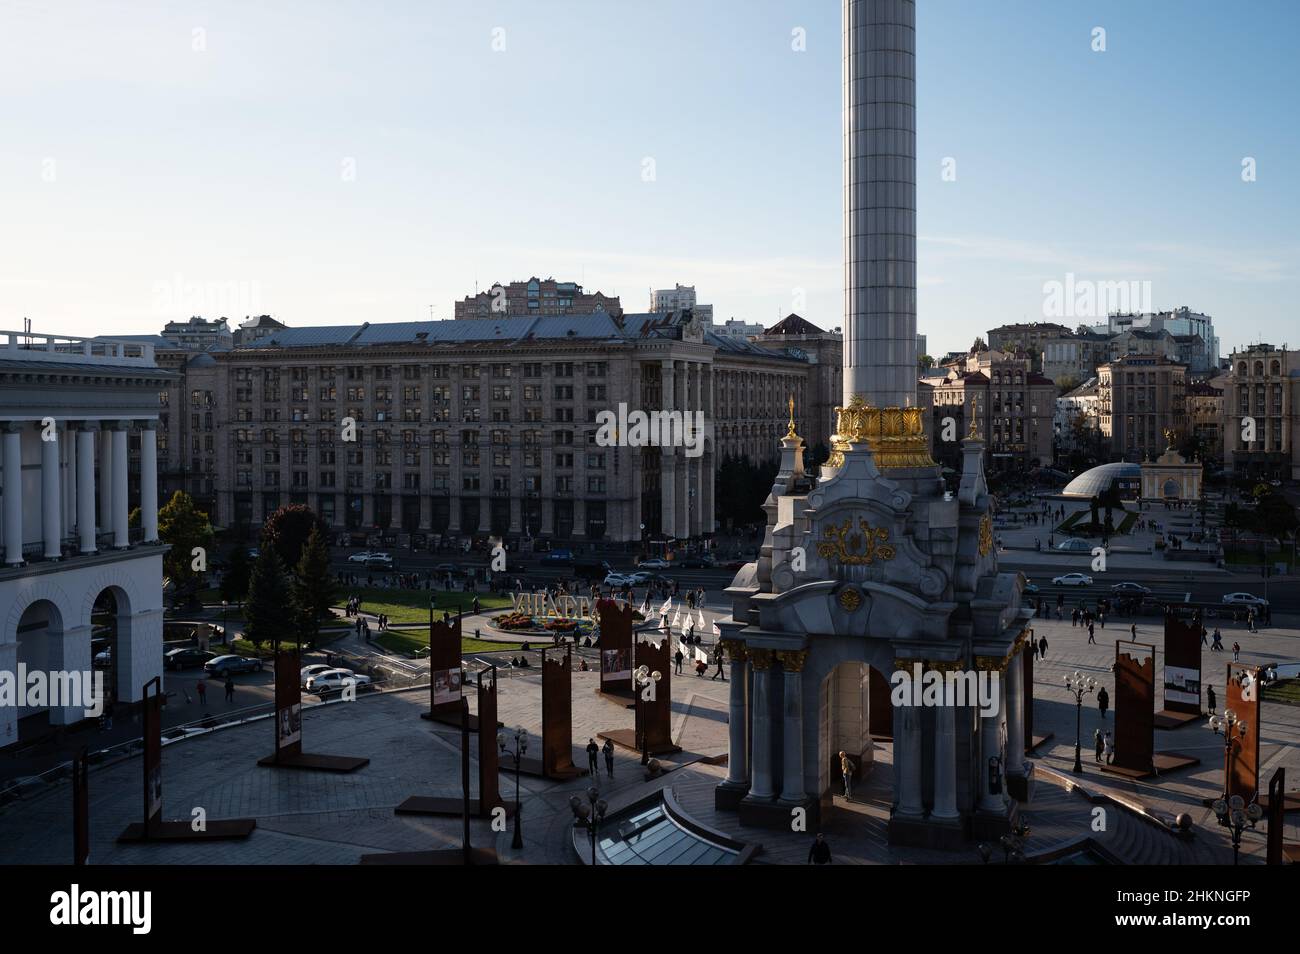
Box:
xmin=15 ymin=599 xmax=65 ymax=739
xmin=817 ymin=662 xmax=893 ymax=808
xmin=91 ymin=586 xmax=134 ymax=711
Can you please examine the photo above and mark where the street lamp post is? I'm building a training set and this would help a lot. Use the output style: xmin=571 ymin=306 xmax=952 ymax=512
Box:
xmin=1063 ymin=671 xmax=1097 ymax=774
xmin=497 ymin=725 xmax=528 ymax=850
xmin=220 ymin=600 xmax=228 ymax=646
xmin=633 ymin=664 xmax=661 ymax=766
xmin=569 ymin=786 xmax=608 ymax=866
xmin=1207 ymin=705 xmax=1263 ymax=864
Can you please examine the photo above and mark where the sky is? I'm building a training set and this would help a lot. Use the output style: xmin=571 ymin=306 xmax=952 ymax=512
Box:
xmin=1 ymin=0 xmax=1296 ymax=358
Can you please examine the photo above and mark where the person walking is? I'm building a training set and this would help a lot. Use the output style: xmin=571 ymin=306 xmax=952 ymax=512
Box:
xmin=224 ymin=676 xmax=235 ymax=704
xmin=1103 ymin=730 xmax=1114 ymax=765
xmin=1211 ymin=628 xmax=1223 ymax=652
xmin=1207 ymin=684 xmax=1216 ymax=715
xmin=1097 ymin=685 xmax=1109 ymax=720
xmin=586 ymin=738 xmax=600 ymax=777
xmin=196 ymin=679 xmax=207 ymax=707
xmin=808 ymin=833 xmax=832 ymax=865
xmin=711 ymin=647 xmax=726 ymax=681
xmin=839 ymin=751 xmax=853 ymax=799
xmin=1232 ymin=641 xmax=1241 ymax=662
xmin=1201 ymin=626 xmax=1208 ymax=647
xmin=1038 ymin=635 xmax=1048 ymax=660
xmin=1130 ymin=622 xmax=1137 ymax=640
xmin=674 ymin=648 xmax=684 ymax=675
xmin=602 ymin=738 xmax=615 ymax=779
xmin=1087 ymin=622 xmax=1096 ymax=645
xmin=1093 ymin=728 xmax=1104 ymax=763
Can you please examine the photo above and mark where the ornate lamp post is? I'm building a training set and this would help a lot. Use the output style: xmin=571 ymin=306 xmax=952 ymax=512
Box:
xmin=1207 ymin=706 xmax=1263 ymax=864
xmin=497 ymin=725 xmax=528 ymax=850
xmin=1063 ymin=671 xmax=1097 ymax=774
xmin=633 ymin=664 xmax=661 ymax=766
xmin=569 ymin=786 xmax=608 ymax=866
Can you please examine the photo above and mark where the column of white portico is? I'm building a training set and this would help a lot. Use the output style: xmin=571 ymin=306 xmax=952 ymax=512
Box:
xmin=140 ymin=420 xmax=158 ymax=543
xmin=77 ymin=423 xmax=97 ymax=554
xmin=978 ymin=660 xmax=1008 ymax=811
xmin=40 ymin=421 xmax=62 ymax=559
xmin=111 ymin=421 xmax=129 ymax=549
xmin=659 ymin=360 xmax=676 ymax=538
xmin=895 ymin=669 xmax=924 ymax=816
xmin=98 ymin=426 xmax=113 ymax=539
xmin=1005 ymin=647 xmax=1025 ymax=776
xmin=721 ymin=640 xmax=749 ymax=789
xmin=63 ymin=421 xmax=75 ymax=539
xmin=2 ymin=422 xmax=23 ymax=566
xmin=688 ymin=363 xmax=703 ymax=537
xmin=777 ymin=650 xmax=808 ymax=804
xmin=745 ymin=649 xmax=776 ymax=800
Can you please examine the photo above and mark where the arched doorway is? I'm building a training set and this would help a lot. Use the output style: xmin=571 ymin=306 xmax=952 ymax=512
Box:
xmin=1162 ymin=478 xmax=1179 ymax=499
xmin=816 ymin=662 xmax=893 ymax=809
xmin=15 ymin=599 xmax=64 ymax=735
xmin=91 ymin=586 xmax=133 ymax=710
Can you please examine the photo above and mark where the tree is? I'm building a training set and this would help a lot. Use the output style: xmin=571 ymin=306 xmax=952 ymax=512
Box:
xmin=918 ymin=354 xmax=935 ymax=371
xmin=261 ymin=504 xmax=329 ymax=573
xmin=157 ymin=491 xmax=213 ymax=588
xmin=243 ymin=547 xmax=296 ymax=650
xmin=292 ymin=526 xmax=337 ymax=649
xmin=221 ymin=545 xmax=252 ymax=604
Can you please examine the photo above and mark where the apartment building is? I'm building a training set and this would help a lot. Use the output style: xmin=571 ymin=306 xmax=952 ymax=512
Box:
xmin=1096 ymin=354 xmax=1188 ymax=461
xmin=454 ymin=277 xmax=622 ymax=320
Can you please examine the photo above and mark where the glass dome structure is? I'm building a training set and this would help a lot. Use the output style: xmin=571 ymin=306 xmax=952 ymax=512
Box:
xmin=1062 ymin=461 xmax=1141 ymax=498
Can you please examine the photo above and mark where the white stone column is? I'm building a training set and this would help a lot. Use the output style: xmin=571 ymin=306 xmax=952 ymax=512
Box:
xmin=63 ymin=422 xmax=76 ymax=539
xmin=99 ymin=426 xmax=113 ymax=538
xmin=41 ymin=420 xmax=62 ymax=559
xmin=140 ymin=421 xmax=158 ymax=543
xmin=2 ymin=423 xmax=23 ymax=565
xmin=722 ymin=642 xmax=749 ymax=788
xmin=895 ymin=690 xmax=924 ymax=816
xmin=778 ymin=651 xmax=807 ymax=804
xmin=746 ymin=650 xmax=776 ymax=800
xmin=112 ymin=422 xmax=129 ymax=549
xmin=0 ymin=641 xmax=17 ymax=746
xmin=47 ymin=625 xmax=94 ymax=725
xmin=1005 ymin=649 xmax=1025 ymax=776
xmin=660 ymin=448 xmax=676 ymax=538
xmin=979 ymin=664 xmax=1007 ymax=811
xmin=77 ymin=424 xmax=97 ymax=554
xmin=932 ymin=696 xmax=960 ymax=820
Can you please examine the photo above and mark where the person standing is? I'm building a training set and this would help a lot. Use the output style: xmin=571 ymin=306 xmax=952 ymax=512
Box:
xmin=1093 ymin=728 xmax=1104 ymax=763
xmin=586 ymin=738 xmax=599 ymax=777
xmin=1207 ymin=684 xmax=1216 ymax=715
xmin=839 ymin=751 xmax=853 ymax=799
xmin=808 ymin=833 xmax=832 ymax=865
xmin=196 ymin=679 xmax=207 ymax=707
xmin=1232 ymin=641 xmax=1241 ymax=662
xmin=1038 ymin=635 xmax=1048 ymax=660
xmin=1130 ymin=622 xmax=1137 ymax=640
xmin=1097 ymin=685 xmax=1109 ymax=720
xmin=602 ymin=738 xmax=615 ymax=779
xmin=224 ymin=676 xmax=235 ymax=703
xmin=1103 ymin=730 xmax=1114 ymax=765
xmin=674 ymin=648 xmax=684 ymax=675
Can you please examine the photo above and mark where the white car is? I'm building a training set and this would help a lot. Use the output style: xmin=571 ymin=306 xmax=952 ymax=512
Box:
xmin=366 ymin=552 xmax=394 ymax=568
xmin=638 ymin=559 xmax=670 ymax=570
xmin=347 ymin=552 xmax=372 ymax=564
xmin=1055 ymin=538 xmax=1093 ymax=553
xmin=1222 ymin=592 xmax=1268 ymax=608
xmin=604 ymin=573 xmax=634 ymax=588
xmin=300 ymin=663 xmax=337 ymax=688
xmin=1052 ymin=573 xmax=1093 ymax=586
xmin=306 ymin=669 xmax=372 ymax=695
xmin=627 ymin=571 xmax=653 ymax=584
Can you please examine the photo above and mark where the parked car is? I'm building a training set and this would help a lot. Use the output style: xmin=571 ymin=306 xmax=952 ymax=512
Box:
xmin=165 ymin=648 xmax=217 ymax=671
xmin=1111 ymin=582 xmax=1152 ymax=596
xmin=1052 ymin=573 xmax=1093 ymax=586
xmin=604 ymin=572 xmax=635 ymax=588
xmin=347 ymin=552 xmax=373 ymax=564
xmin=1222 ymin=592 xmax=1268 ymax=608
xmin=432 ymin=563 xmax=461 ymax=576
xmin=93 ymin=647 xmax=112 ymax=669
xmin=638 ymin=559 xmax=671 ymax=570
xmin=204 ymin=654 xmax=264 ymax=677
xmin=300 ymin=663 xmax=340 ymax=688
xmin=1055 ymin=538 xmax=1093 ymax=553
xmin=679 ymin=555 xmax=716 ymax=569
xmin=306 ymin=669 xmax=372 ymax=695
xmin=626 ymin=570 xmax=653 ymax=584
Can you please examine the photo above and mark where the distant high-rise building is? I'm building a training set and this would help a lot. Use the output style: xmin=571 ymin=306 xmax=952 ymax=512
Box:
xmin=454 ymin=277 xmax=621 ymax=320
xmin=1097 ymin=354 xmax=1188 ymax=461
xmin=650 ymin=284 xmax=713 ymax=326
xmin=160 ymin=316 xmax=233 ymax=352
xmin=1085 ymin=307 xmax=1218 ymax=374
xmin=717 ymin=318 xmax=764 ymax=338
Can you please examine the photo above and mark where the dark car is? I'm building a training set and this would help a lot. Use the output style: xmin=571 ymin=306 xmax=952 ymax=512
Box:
xmin=204 ymin=654 xmax=264 ymax=677
xmin=679 ymin=555 xmax=716 ymax=569
xmin=1110 ymin=582 xmax=1152 ymax=596
xmin=165 ymin=648 xmax=217 ymax=671
xmin=542 ymin=550 xmax=574 ymax=566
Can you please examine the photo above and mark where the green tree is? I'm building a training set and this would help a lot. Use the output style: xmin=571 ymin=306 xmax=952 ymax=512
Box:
xmin=292 ymin=526 xmax=337 ymax=649
xmin=157 ymin=491 xmax=214 ymax=587
xmin=220 ymin=544 xmax=252 ymax=604
xmin=243 ymin=547 xmax=296 ymax=650
xmin=261 ymin=504 xmax=329 ymax=573
xmin=918 ymin=354 xmax=935 ymax=371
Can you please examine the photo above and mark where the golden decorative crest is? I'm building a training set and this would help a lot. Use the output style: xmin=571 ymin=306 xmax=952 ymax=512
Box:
xmin=829 ymin=395 xmax=935 ymax=469
xmin=816 ymin=517 xmax=896 ymax=565
xmin=978 ymin=513 xmax=993 ymax=556
xmin=837 ymin=587 xmax=863 ymax=612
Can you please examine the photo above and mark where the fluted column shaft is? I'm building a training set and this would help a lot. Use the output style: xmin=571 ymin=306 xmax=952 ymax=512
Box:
xmin=140 ymin=422 xmax=158 ymax=542
xmin=111 ymin=422 xmax=129 ymax=549
xmin=746 ymin=650 xmax=775 ymax=800
xmin=2 ymin=424 xmax=23 ymax=565
xmin=778 ymin=651 xmax=808 ymax=803
xmin=77 ymin=424 xmax=97 ymax=554
xmin=723 ymin=642 xmax=749 ymax=787
xmin=41 ymin=422 xmax=61 ymax=559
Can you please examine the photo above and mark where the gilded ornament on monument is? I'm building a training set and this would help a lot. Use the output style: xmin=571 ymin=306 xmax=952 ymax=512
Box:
xmin=828 ymin=394 xmax=935 ymax=469
xmin=837 ymin=586 xmax=863 ymax=611
xmin=978 ymin=513 xmax=993 ymax=556
xmin=816 ymin=517 xmax=896 ymax=565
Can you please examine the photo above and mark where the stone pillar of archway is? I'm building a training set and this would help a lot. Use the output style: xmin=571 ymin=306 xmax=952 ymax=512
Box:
xmin=715 ymin=639 xmax=749 ymax=810
xmin=0 ymin=639 xmax=16 ymax=747
xmin=743 ymin=649 xmax=775 ymax=801
xmin=777 ymin=650 xmax=809 ymax=806
xmin=893 ymin=656 xmax=925 ymax=819
xmin=47 ymin=624 xmax=94 ymax=726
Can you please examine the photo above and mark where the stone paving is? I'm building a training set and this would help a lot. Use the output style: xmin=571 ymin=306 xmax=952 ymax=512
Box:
xmin=1 ymin=595 xmax=1294 ymax=864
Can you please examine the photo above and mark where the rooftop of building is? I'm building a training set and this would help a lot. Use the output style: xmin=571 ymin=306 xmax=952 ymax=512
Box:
xmin=761 ymin=313 xmax=826 ymax=336
xmin=1 ymin=329 xmax=164 ymax=371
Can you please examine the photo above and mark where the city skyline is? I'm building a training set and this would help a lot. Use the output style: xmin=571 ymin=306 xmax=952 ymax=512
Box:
xmin=1 ymin=1 xmax=1296 ymax=357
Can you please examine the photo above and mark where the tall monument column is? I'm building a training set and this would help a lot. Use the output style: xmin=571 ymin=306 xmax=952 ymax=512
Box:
xmin=842 ymin=0 xmax=917 ymax=409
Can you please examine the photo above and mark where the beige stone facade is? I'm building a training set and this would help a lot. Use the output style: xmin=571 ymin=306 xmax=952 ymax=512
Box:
xmin=1223 ymin=344 xmax=1300 ymax=481
xmin=1096 ymin=354 xmax=1187 ymax=461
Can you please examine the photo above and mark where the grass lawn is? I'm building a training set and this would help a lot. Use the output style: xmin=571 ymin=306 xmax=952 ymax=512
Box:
xmin=375 ymin=630 xmax=526 ymax=656
xmin=1263 ymin=679 xmax=1300 ymax=708
xmin=230 ymin=625 xmax=349 ymax=658
xmin=339 ymin=588 xmax=512 ymax=624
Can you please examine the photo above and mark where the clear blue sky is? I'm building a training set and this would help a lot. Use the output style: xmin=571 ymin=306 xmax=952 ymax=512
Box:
xmin=1 ymin=0 xmax=1296 ymax=357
